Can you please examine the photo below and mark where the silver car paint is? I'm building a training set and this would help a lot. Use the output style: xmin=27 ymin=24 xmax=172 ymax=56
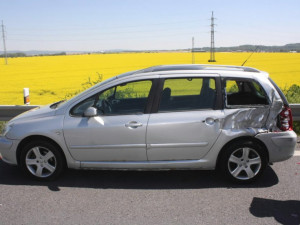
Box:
xmin=0 ymin=67 xmax=297 ymax=171
xmin=63 ymin=114 xmax=150 ymax=161
xmin=146 ymin=110 xmax=223 ymax=161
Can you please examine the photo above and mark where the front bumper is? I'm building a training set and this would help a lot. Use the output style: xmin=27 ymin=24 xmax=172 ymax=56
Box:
xmin=0 ymin=136 xmax=18 ymax=165
xmin=256 ymin=130 xmax=297 ymax=163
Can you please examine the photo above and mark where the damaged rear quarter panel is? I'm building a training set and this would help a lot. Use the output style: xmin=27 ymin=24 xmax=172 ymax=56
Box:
xmin=221 ymin=73 xmax=284 ymax=131
xmin=202 ymin=72 xmax=295 ymax=168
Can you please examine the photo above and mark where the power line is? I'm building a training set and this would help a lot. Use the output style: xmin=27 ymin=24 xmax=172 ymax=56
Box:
xmin=208 ymin=11 xmax=216 ymax=62
xmin=1 ymin=20 xmax=8 ymax=65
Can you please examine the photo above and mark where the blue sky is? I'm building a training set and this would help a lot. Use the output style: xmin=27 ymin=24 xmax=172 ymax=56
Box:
xmin=0 ymin=0 xmax=299 ymax=51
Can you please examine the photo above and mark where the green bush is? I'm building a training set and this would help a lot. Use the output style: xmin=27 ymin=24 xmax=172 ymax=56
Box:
xmin=293 ymin=121 xmax=300 ymax=135
xmin=282 ymin=84 xmax=300 ymax=103
xmin=0 ymin=121 xmax=6 ymax=132
xmin=65 ymin=73 xmax=103 ymax=99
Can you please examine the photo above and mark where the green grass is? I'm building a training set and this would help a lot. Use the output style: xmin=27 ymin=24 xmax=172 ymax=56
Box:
xmin=0 ymin=121 xmax=6 ymax=132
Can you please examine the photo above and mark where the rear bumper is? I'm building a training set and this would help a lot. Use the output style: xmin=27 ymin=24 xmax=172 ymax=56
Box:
xmin=0 ymin=136 xmax=18 ymax=165
xmin=255 ymin=131 xmax=297 ymax=163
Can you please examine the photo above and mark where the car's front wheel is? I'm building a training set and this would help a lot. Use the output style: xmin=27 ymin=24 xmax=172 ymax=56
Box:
xmin=219 ymin=140 xmax=267 ymax=183
xmin=20 ymin=140 xmax=65 ymax=181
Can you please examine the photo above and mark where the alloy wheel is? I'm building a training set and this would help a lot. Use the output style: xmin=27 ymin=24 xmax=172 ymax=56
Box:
xmin=25 ymin=146 xmax=57 ymax=178
xmin=227 ymin=147 xmax=262 ymax=180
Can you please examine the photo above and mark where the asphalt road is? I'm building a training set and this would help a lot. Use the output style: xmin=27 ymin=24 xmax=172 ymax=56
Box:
xmin=0 ymin=154 xmax=299 ymax=225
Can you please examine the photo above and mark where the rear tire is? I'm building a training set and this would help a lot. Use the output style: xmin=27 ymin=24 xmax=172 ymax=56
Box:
xmin=219 ymin=140 xmax=267 ymax=184
xmin=20 ymin=140 xmax=65 ymax=181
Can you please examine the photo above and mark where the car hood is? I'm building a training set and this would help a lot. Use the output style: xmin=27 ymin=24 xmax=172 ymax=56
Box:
xmin=9 ymin=105 xmax=56 ymax=123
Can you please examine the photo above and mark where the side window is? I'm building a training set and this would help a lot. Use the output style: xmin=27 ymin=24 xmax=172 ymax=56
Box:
xmin=115 ymin=81 xmax=151 ymax=100
xmin=226 ymin=80 xmax=239 ymax=93
xmin=158 ymin=77 xmax=216 ymax=112
xmin=71 ymin=96 xmax=96 ymax=116
xmin=225 ymin=79 xmax=269 ymax=106
xmin=71 ymin=80 xmax=153 ymax=116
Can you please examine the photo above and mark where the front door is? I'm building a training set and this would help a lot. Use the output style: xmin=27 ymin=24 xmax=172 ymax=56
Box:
xmin=63 ymin=79 xmax=154 ymax=162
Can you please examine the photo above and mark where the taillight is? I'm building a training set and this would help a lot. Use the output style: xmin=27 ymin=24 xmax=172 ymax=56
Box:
xmin=278 ymin=105 xmax=293 ymax=131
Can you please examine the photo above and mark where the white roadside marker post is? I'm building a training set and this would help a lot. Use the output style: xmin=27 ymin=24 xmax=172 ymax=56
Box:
xmin=23 ymin=88 xmax=30 ymax=105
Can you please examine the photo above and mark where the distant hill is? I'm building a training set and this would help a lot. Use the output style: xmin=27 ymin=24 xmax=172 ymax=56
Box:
xmin=1 ymin=43 xmax=300 ymax=56
xmin=194 ymin=43 xmax=300 ymax=52
xmin=0 ymin=50 xmax=87 ymax=56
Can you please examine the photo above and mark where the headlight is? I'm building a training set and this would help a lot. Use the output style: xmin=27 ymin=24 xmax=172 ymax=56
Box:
xmin=0 ymin=123 xmax=13 ymax=137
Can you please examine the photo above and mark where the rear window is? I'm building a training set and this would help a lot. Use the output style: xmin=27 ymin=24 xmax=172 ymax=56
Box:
xmin=225 ymin=79 xmax=269 ymax=106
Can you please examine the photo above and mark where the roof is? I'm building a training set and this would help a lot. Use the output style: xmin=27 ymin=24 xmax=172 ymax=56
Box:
xmin=116 ymin=64 xmax=261 ymax=79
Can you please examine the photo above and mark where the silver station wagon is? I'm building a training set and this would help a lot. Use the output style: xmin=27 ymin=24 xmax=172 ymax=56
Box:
xmin=0 ymin=65 xmax=297 ymax=183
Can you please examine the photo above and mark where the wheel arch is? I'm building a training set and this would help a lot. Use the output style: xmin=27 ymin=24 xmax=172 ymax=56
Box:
xmin=216 ymin=136 xmax=269 ymax=169
xmin=16 ymin=135 xmax=67 ymax=168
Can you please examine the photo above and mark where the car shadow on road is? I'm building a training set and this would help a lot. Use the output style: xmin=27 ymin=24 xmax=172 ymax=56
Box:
xmin=250 ymin=197 xmax=300 ymax=225
xmin=0 ymin=160 xmax=278 ymax=191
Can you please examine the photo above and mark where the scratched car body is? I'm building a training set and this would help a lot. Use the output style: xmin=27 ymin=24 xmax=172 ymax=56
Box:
xmin=0 ymin=65 xmax=297 ymax=183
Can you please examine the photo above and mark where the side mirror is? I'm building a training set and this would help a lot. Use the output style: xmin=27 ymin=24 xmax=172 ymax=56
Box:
xmin=84 ymin=107 xmax=98 ymax=117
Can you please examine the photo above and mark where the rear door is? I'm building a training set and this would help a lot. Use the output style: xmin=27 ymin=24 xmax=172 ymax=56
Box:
xmin=146 ymin=75 xmax=223 ymax=161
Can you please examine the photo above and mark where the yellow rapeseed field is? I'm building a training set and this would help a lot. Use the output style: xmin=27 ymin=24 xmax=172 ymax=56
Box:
xmin=0 ymin=52 xmax=299 ymax=105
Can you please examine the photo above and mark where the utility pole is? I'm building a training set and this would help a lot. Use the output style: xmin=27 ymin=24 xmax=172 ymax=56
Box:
xmin=208 ymin=11 xmax=216 ymax=62
xmin=1 ymin=20 xmax=8 ymax=65
xmin=192 ymin=37 xmax=195 ymax=64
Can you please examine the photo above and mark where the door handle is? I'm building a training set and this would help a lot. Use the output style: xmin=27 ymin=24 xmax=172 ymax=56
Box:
xmin=202 ymin=117 xmax=219 ymax=125
xmin=125 ymin=121 xmax=143 ymax=129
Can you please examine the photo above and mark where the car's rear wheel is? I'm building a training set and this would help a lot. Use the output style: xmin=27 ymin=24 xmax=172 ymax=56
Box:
xmin=219 ymin=140 xmax=267 ymax=183
xmin=20 ymin=140 xmax=65 ymax=181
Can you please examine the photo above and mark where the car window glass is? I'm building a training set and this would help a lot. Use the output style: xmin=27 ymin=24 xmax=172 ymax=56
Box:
xmin=71 ymin=80 xmax=153 ymax=116
xmin=115 ymin=80 xmax=152 ymax=99
xmin=226 ymin=80 xmax=239 ymax=93
xmin=209 ymin=78 xmax=216 ymax=89
xmin=158 ymin=77 xmax=216 ymax=112
xmin=71 ymin=96 xmax=96 ymax=116
xmin=252 ymin=81 xmax=266 ymax=97
xmin=98 ymin=80 xmax=152 ymax=115
xmin=226 ymin=79 xmax=268 ymax=106
xmin=99 ymin=87 xmax=115 ymax=100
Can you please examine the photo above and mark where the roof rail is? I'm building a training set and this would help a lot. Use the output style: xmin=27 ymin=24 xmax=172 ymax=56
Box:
xmin=133 ymin=64 xmax=260 ymax=74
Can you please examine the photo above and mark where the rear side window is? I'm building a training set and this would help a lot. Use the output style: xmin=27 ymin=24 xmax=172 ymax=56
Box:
xmin=225 ymin=79 xmax=269 ymax=106
xmin=158 ymin=77 xmax=216 ymax=112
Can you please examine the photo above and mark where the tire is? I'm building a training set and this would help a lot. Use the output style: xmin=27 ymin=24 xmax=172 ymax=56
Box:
xmin=20 ymin=140 xmax=65 ymax=181
xmin=219 ymin=140 xmax=267 ymax=184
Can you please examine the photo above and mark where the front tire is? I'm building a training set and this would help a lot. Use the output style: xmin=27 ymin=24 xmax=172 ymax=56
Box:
xmin=219 ymin=140 xmax=267 ymax=184
xmin=20 ymin=140 xmax=65 ymax=181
